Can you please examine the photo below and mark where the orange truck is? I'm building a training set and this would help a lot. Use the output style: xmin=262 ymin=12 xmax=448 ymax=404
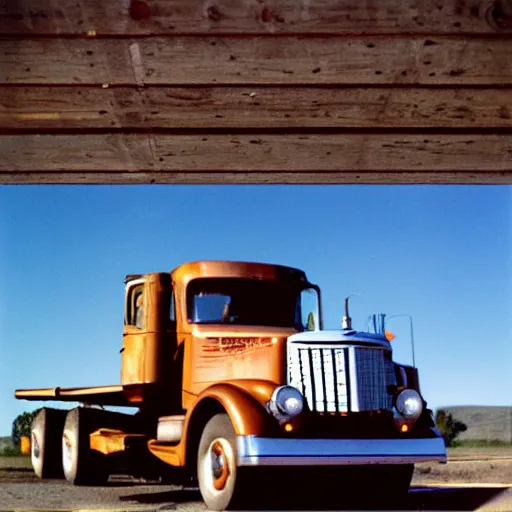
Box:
xmin=15 ymin=260 xmax=446 ymax=510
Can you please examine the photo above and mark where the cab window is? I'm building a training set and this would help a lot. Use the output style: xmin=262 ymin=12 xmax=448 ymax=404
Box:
xmin=127 ymin=284 xmax=145 ymax=329
xmin=169 ymin=289 xmax=176 ymax=324
xmin=186 ymin=278 xmax=317 ymax=329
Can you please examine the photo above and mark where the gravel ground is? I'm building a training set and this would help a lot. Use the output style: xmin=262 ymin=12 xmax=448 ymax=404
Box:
xmin=0 ymin=470 xmax=511 ymax=511
xmin=413 ymin=459 xmax=512 ymax=484
xmin=1 ymin=454 xmax=511 ymax=511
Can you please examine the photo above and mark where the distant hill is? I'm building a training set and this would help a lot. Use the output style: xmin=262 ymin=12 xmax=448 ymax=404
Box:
xmin=442 ymin=406 xmax=512 ymax=443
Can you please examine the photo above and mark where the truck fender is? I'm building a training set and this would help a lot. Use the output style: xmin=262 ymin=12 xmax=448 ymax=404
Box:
xmin=182 ymin=381 xmax=280 ymax=469
xmin=188 ymin=381 xmax=279 ymax=436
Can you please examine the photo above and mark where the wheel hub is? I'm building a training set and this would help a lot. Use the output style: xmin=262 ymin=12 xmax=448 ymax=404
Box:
xmin=62 ymin=432 xmax=73 ymax=475
xmin=32 ymin=432 xmax=40 ymax=459
xmin=210 ymin=440 xmax=230 ymax=490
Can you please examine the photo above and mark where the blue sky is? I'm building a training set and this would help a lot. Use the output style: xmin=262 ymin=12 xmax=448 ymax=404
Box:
xmin=0 ymin=185 xmax=511 ymax=435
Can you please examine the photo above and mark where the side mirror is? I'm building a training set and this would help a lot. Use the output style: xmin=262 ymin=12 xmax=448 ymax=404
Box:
xmin=300 ymin=288 xmax=320 ymax=331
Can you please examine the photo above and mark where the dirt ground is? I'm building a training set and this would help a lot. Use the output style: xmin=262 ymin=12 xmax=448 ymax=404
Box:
xmin=413 ymin=460 xmax=512 ymax=484
xmin=411 ymin=446 xmax=512 ymax=484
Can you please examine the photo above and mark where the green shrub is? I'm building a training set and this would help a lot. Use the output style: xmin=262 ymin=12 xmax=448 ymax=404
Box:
xmin=11 ymin=409 xmax=41 ymax=447
xmin=0 ymin=445 xmax=20 ymax=456
xmin=435 ymin=409 xmax=468 ymax=447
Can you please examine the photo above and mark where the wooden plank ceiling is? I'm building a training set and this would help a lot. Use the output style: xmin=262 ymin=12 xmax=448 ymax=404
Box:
xmin=1 ymin=0 xmax=512 ymax=183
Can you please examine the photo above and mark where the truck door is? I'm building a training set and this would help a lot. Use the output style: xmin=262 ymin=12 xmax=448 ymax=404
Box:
xmin=121 ymin=273 xmax=181 ymax=412
xmin=121 ymin=278 xmax=148 ymax=390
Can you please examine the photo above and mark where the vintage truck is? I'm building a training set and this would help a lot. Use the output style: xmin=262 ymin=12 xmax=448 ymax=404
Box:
xmin=15 ymin=260 xmax=446 ymax=510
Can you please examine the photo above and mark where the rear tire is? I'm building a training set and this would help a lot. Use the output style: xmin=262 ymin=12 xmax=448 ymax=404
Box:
xmin=197 ymin=413 xmax=255 ymax=511
xmin=62 ymin=407 xmax=109 ymax=486
xmin=31 ymin=408 xmax=67 ymax=479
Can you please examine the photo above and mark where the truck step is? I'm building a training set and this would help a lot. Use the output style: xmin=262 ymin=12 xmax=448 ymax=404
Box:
xmin=157 ymin=415 xmax=185 ymax=443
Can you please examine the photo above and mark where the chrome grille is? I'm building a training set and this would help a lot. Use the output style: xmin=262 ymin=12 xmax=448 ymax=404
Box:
xmin=288 ymin=344 xmax=395 ymax=413
xmin=353 ymin=347 xmax=395 ymax=411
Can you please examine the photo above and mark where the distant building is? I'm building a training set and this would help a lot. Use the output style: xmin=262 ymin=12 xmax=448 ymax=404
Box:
xmin=443 ymin=406 xmax=512 ymax=443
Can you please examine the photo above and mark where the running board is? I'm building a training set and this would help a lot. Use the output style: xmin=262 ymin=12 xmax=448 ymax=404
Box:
xmin=147 ymin=439 xmax=183 ymax=467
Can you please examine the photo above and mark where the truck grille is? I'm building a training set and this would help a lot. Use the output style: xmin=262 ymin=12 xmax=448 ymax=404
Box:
xmin=288 ymin=345 xmax=395 ymax=413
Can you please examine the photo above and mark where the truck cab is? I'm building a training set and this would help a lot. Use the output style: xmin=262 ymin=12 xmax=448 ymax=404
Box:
xmin=120 ymin=261 xmax=321 ymax=410
xmin=15 ymin=260 xmax=446 ymax=511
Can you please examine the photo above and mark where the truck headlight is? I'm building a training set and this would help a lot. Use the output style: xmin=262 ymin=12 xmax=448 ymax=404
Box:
xmin=268 ymin=386 xmax=304 ymax=418
xmin=395 ymin=389 xmax=423 ymax=419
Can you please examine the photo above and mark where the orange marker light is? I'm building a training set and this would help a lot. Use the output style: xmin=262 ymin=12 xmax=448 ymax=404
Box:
xmin=401 ymin=424 xmax=409 ymax=433
xmin=284 ymin=423 xmax=293 ymax=432
xmin=385 ymin=330 xmax=396 ymax=342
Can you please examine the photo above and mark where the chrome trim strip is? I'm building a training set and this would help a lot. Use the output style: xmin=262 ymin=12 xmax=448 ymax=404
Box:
xmin=237 ymin=431 xmax=447 ymax=467
xmin=288 ymin=330 xmax=392 ymax=349
xmin=348 ymin=346 xmax=359 ymax=412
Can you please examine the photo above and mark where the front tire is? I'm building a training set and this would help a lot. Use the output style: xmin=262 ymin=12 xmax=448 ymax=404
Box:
xmin=62 ymin=407 xmax=108 ymax=486
xmin=197 ymin=413 xmax=254 ymax=511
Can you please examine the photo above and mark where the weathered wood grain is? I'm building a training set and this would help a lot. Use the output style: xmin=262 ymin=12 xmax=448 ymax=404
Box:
xmin=2 ymin=134 xmax=511 ymax=171
xmin=2 ymin=86 xmax=512 ymax=129
xmin=2 ymin=0 xmax=512 ymax=35
xmin=2 ymin=37 xmax=512 ymax=85
xmin=2 ymin=171 xmax=511 ymax=185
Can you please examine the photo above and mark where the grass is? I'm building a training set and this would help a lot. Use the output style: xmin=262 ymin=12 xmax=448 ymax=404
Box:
xmin=447 ymin=441 xmax=512 ymax=461
xmin=0 ymin=446 xmax=21 ymax=457
xmin=0 ymin=437 xmax=23 ymax=457
xmin=0 ymin=455 xmax=32 ymax=470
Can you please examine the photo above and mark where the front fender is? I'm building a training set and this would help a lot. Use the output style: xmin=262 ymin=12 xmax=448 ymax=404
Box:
xmin=191 ymin=380 xmax=280 ymax=437
xmin=175 ymin=381 xmax=284 ymax=468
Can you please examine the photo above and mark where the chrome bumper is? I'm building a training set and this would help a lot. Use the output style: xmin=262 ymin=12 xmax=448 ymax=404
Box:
xmin=237 ymin=429 xmax=447 ymax=466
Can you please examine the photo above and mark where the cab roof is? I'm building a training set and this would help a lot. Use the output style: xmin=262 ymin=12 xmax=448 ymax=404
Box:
xmin=126 ymin=260 xmax=309 ymax=285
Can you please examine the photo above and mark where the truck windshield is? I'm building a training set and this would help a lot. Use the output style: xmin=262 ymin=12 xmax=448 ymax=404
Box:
xmin=187 ymin=278 xmax=317 ymax=329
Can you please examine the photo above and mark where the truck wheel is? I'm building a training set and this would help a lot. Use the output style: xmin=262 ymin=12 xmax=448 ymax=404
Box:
xmin=31 ymin=408 xmax=67 ymax=479
xmin=62 ymin=408 xmax=108 ymax=486
xmin=197 ymin=413 xmax=253 ymax=511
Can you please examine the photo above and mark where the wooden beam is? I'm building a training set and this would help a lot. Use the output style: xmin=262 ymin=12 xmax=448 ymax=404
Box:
xmin=2 ymin=171 xmax=511 ymax=185
xmin=2 ymin=134 xmax=511 ymax=172
xmin=2 ymin=86 xmax=512 ymax=130
xmin=2 ymin=37 xmax=512 ymax=85
xmin=1 ymin=0 xmax=512 ymax=35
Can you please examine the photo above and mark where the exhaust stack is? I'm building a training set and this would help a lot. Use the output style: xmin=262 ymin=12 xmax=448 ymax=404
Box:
xmin=342 ymin=296 xmax=352 ymax=330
